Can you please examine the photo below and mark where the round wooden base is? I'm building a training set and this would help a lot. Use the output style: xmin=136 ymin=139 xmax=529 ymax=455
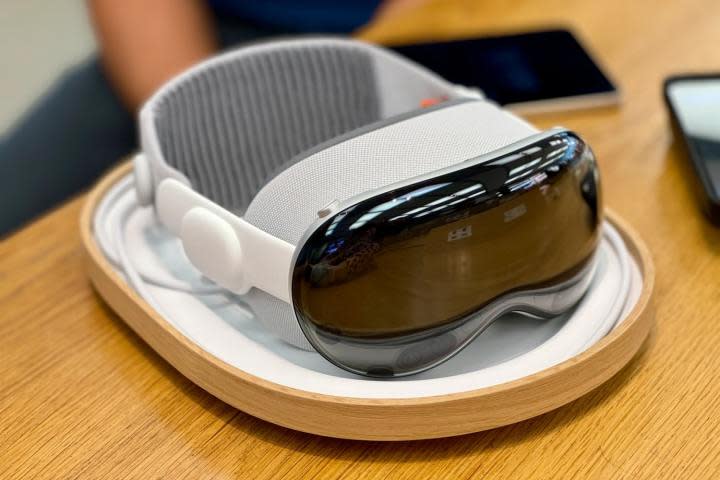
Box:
xmin=80 ymin=163 xmax=654 ymax=440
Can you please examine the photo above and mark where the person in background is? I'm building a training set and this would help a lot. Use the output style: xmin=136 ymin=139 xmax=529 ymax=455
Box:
xmin=0 ymin=0 xmax=423 ymax=236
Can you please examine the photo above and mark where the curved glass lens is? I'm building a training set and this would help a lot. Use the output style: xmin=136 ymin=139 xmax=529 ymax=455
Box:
xmin=291 ymin=131 xmax=602 ymax=377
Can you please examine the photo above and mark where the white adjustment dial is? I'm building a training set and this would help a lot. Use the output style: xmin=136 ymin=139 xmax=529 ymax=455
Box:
xmin=180 ymin=207 xmax=248 ymax=293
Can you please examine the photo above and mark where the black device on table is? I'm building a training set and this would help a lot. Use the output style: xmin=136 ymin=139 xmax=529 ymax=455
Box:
xmin=665 ymin=74 xmax=720 ymax=224
xmin=390 ymin=29 xmax=618 ymax=114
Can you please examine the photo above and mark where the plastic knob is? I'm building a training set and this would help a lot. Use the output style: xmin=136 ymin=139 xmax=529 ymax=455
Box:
xmin=180 ymin=207 xmax=247 ymax=293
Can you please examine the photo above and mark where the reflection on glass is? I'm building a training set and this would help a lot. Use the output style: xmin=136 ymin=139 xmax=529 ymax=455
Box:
xmin=292 ymin=131 xmax=601 ymax=376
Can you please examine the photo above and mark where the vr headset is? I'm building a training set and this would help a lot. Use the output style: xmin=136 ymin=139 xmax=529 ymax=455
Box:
xmin=134 ymin=38 xmax=602 ymax=377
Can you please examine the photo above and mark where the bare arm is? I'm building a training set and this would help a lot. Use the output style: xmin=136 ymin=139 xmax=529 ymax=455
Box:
xmin=87 ymin=0 xmax=218 ymax=112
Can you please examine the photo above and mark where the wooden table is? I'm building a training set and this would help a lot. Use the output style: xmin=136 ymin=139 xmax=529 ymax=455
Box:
xmin=2 ymin=0 xmax=720 ymax=478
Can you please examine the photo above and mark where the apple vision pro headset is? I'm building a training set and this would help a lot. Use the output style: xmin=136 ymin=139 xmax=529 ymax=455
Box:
xmin=129 ymin=38 xmax=602 ymax=377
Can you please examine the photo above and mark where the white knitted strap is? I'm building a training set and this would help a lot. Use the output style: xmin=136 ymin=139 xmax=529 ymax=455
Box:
xmin=139 ymin=37 xmax=462 ymax=214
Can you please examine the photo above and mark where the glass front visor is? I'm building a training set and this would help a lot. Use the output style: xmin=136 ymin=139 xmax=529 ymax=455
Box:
xmin=291 ymin=130 xmax=602 ymax=377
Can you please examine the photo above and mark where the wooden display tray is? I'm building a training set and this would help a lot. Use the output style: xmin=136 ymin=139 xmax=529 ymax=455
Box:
xmin=80 ymin=163 xmax=655 ymax=441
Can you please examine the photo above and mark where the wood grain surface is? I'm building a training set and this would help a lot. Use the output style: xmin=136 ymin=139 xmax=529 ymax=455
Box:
xmin=2 ymin=0 xmax=720 ymax=477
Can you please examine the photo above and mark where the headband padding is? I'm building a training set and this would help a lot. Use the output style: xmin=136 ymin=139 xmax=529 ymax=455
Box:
xmin=147 ymin=38 xmax=460 ymax=215
xmin=152 ymin=43 xmax=378 ymax=212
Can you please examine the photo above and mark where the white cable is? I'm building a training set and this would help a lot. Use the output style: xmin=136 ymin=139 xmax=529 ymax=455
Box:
xmin=94 ymin=175 xmax=227 ymax=295
xmin=111 ymin=192 xmax=170 ymax=315
xmin=580 ymin=222 xmax=631 ymax=349
xmin=94 ymin=174 xmax=255 ymax=320
xmin=110 ymin=191 xmax=255 ymax=320
xmin=96 ymin=174 xmax=633 ymax=337
xmin=95 ymin=173 xmax=637 ymax=393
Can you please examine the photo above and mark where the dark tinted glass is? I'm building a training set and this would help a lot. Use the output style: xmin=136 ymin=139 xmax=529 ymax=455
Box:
xmin=291 ymin=131 xmax=601 ymax=376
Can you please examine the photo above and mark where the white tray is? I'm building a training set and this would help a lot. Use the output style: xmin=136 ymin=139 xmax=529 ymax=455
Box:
xmin=82 ymin=164 xmax=655 ymax=440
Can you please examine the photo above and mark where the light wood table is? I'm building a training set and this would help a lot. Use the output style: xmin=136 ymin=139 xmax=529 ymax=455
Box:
xmin=2 ymin=0 xmax=720 ymax=478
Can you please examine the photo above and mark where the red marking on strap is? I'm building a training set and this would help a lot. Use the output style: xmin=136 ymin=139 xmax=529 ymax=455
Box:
xmin=419 ymin=96 xmax=449 ymax=108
